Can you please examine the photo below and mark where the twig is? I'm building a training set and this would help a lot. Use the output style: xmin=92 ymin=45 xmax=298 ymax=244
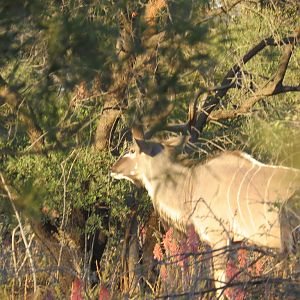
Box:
xmin=17 ymin=233 xmax=35 ymax=274
xmin=0 ymin=173 xmax=37 ymax=293
xmin=11 ymin=225 xmax=20 ymax=278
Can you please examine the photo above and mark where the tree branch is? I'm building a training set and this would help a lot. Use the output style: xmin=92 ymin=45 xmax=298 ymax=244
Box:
xmin=191 ymin=27 xmax=300 ymax=135
xmin=209 ymin=27 xmax=300 ymax=121
xmin=281 ymin=85 xmax=300 ymax=92
xmin=273 ymin=43 xmax=294 ymax=87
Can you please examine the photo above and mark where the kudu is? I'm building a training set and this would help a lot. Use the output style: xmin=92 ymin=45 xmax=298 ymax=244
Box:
xmin=111 ymin=131 xmax=300 ymax=295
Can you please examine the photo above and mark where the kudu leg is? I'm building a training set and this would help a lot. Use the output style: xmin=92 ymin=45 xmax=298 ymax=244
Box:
xmin=212 ymin=242 xmax=244 ymax=300
xmin=212 ymin=250 xmax=227 ymax=299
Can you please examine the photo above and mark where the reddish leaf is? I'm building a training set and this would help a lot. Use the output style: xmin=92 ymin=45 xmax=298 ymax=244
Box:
xmin=153 ymin=243 xmax=164 ymax=261
xmin=70 ymin=278 xmax=83 ymax=300
xmin=99 ymin=284 xmax=110 ymax=300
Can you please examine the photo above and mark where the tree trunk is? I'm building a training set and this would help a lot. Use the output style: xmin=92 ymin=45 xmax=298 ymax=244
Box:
xmin=94 ymin=98 xmax=121 ymax=150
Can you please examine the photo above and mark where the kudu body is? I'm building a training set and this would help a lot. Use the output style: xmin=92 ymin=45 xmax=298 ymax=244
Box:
xmin=111 ymin=136 xmax=300 ymax=294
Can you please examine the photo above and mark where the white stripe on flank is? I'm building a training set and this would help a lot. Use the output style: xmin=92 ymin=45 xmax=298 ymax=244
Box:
xmin=227 ymin=162 xmax=243 ymax=226
xmin=231 ymin=218 xmax=249 ymax=239
xmin=246 ymin=165 xmax=262 ymax=230
xmin=237 ymin=161 xmax=255 ymax=234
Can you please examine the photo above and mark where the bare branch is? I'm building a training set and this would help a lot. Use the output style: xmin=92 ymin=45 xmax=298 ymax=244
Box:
xmin=273 ymin=43 xmax=294 ymax=86
xmin=192 ymin=27 xmax=300 ymax=134
xmin=210 ymin=83 xmax=300 ymax=121
xmin=210 ymin=27 xmax=300 ymax=121
xmin=281 ymin=85 xmax=300 ymax=92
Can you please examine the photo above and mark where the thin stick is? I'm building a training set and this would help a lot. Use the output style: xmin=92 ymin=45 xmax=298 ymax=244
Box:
xmin=0 ymin=173 xmax=37 ymax=293
xmin=17 ymin=233 xmax=35 ymax=273
xmin=11 ymin=225 xmax=20 ymax=277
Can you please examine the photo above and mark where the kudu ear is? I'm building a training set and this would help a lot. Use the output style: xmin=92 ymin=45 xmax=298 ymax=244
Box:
xmin=134 ymin=138 xmax=164 ymax=157
xmin=132 ymin=125 xmax=147 ymax=154
xmin=132 ymin=126 xmax=164 ymax=157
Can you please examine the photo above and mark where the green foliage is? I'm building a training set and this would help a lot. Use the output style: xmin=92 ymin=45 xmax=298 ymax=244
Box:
xmin=3 ymin=149 xmax=134 ymax=232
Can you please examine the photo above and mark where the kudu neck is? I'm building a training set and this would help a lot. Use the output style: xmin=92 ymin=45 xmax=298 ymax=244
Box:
xmin=138 ymin=154 xmax=190 ymax=199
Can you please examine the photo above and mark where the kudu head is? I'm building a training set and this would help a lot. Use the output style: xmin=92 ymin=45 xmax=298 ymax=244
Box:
xmin=110 ymin=127 xmax=186 ymax=187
